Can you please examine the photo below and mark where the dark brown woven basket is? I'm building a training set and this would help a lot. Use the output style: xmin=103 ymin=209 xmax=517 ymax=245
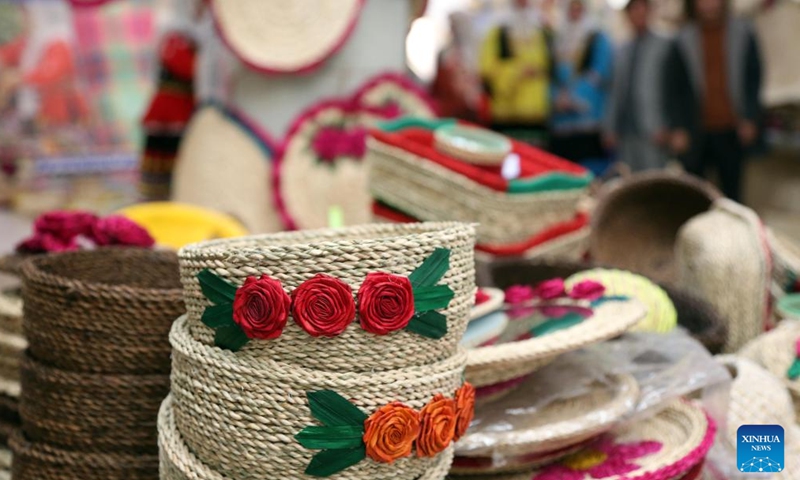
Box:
xmin=21 ymin=248 xmax=184 ymax=375
xmin=19 ymin=354 xmax=168 ymax=454
xmin=661 ymin=285 xmax=728 ymax=355
xmin=590 ymin=172 xmax=721 ymax=285
xmin=477 ymin=257 xmax=590 ymax=289
xmin=10 ymin=429 xmax=159 ymax=480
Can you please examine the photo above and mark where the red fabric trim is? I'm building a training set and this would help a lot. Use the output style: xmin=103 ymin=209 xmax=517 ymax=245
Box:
xmin=209 ymin=0 xmax=366 ymax=75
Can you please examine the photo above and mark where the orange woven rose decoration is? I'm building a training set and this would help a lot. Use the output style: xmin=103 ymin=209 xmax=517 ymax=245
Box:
xmin=453 ymin=383 xmax=475 ymax=441
xmin=417 ymin=394 xmax=457 ymax=457
xmin=363 ymin=402 xmax=420 ymax=463
xmin=357 ymin=272 xmax=416 ymax=335
xmin=232 ymin=275 xmax=291 ymax=339
xmin=291 ymin=274 xmax=355 ymax=337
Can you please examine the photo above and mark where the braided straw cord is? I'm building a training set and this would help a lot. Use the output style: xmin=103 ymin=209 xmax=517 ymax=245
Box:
xmin=178 ymin=222 xmax=475 ymax=372
xmin=452 ymin=375 xmax=639 ymax=475
xmin=367 ymin=138 xmax=584 ymax=246
xmin=169 ymin=315 xmax=467 ymax=479
xmin=10 ymin=429 xmax=158 ymax=480
xmin=19 ymin=354 xmax=169 ymax=453
xmin=465 ymin=299 xmax=645 ymax=387
xmin=21 ymin=248 xmax=184 ymax=374
xmin=740 ymin=320 xmax=800 ymax=418
xmin=676 ymin=199 xmax=771 ymax=353
xmin=159 ymin=396 xmax=455 ymax=480
xmin=450 ymin=401 xmax=712 ymax=480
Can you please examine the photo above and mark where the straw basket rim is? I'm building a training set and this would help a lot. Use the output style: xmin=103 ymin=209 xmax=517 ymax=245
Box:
xmin=465 ymin=299 xmax=645 ymax=387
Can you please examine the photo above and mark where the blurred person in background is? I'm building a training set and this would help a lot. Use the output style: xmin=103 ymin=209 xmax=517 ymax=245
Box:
xmin=479 ymin=0 xmax=554 ymax=145
xmin=603 ymin=0 xmax=671 ymax=172
xmin=549 ymin=0 xmax=613 ymax=173
xmin=666 ymin=0 xmax=762 ymax=202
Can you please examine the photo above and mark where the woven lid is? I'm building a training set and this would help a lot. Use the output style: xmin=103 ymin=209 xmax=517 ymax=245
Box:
xmin=210 ymin=0 xmax=364 ymax=74
xmin=171 ymin=105 xmax=282 ymax=234
xmin=590 ymin=172 xmax=721 ymax=284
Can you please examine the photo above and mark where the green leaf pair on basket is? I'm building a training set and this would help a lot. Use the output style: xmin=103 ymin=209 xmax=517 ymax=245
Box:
xmin=197 ymin=248 xmax=455 ymax=351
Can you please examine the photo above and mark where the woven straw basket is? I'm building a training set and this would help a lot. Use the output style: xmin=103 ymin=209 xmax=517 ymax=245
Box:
xmin=165 ymin=222 xmax=476 ymax=479
xmin=590 ymin=172 xmax=721 ymax=285
xmin=676 ymin=199 xmax=772 ymax=353
xmin=367 ymin=136 xmax=586 ymax=247
xmin=21 ymin=248 xmax=184 ymax=374
xmin=740 ymin=320 xmax=800 ymax=418
xmin=452 ymin=401 xmax=713 ymax=480
xmin=452 ymin=374 xmax=639 ymax=475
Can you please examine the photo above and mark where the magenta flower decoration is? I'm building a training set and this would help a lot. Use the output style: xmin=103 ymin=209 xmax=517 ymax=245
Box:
xmin=533 ymin=437 xmax=662 ymax=480
xmin=311 ymin=126 xmax=368 ymax=164
xmin=531 ymin=278 xmax=567 ymax=300
xmin=569 ymin=280 xmax=606 ymax=301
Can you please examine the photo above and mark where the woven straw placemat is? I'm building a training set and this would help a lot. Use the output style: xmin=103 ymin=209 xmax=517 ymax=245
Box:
xmin=178 ymin=222 xmax=475 ymax=372
xmin=465 ymin=299 xmax=645 ymax=387
xmin=452 ymin=374 xmax=639 ymax=475
xmin=740 ymin=320 xmax=800 ymax=418
xmin=450 ymin=401 xmax=713 ymax=480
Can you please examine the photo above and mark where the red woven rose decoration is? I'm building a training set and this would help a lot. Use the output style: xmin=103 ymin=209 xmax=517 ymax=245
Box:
xmin=233 ymin=275 xmax=291 ymax=340
xmin=90 ymin=215 xmax=155 ymax=247
xmin=292 ymin=274 xmax=355 ymax=337
xmin=34 ymin=210 xmax=97 ymax=240
xmin=357 ymin=272 xmax=415 ymax=335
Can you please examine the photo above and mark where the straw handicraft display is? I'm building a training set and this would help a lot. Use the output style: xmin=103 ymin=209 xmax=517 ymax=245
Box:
xmin=769 ymin=230 xmax=800 ymax=297
xmin=740 ymin=320 xmax=800 ymax=418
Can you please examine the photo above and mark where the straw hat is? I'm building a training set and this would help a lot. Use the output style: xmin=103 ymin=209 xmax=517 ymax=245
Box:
xmin=210 ymin=0 xmax=365 ymax=74
xmin=172 ymin=105 xmax=283 ymax=234
xmin=676 ymin=199 xmax=772 ymax=352
xmin=453 ymin=400 xmax=714 ymax=480
xmin=452 ymin=373 xmax=639 ymax=474
xmin=590 ymin=172 xmax=721 ymax=285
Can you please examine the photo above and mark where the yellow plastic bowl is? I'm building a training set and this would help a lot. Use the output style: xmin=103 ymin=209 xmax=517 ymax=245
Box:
xmin=117 ymin=202 xmax=248 ymax=249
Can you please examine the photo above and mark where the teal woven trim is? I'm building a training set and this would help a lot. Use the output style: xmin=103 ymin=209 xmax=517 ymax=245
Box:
xmin=375 ymin=117 xmax=456 ymax=133
xmin=507 ymin=172 xmax=594 ymax=194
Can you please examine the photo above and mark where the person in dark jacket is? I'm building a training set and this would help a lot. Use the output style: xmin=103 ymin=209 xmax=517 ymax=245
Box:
xmin=665 ymin=0 xmax=762 ymax=201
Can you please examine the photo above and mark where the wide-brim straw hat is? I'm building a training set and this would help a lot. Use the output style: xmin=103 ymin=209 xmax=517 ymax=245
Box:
xmin=452 ymin=401 xmax=714 ymax=480
xmin=661 ymin=285 xmax=727 ymax=354
xmin=21 ymin=248 xmax=184 ymax=374
xmin=676 ymin=199 xmax=772 ymax=352
xmin=590 ymin=172 xmax=721 ymax=285
xmin=452 ymin=373 xmax=639 ymax=474
xmin=172 ymin=104 xmax=283 ymax=234
xmin=210 ymin=0 xmax=365 ymax=74
xmin=740 ymin=320 xmax=800 ymax=418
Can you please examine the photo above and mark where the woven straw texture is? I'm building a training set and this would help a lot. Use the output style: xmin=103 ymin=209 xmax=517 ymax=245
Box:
xmin=172 ymin=106 xmax=283 ymax=234
xmin=740 ymin=320 xmax=800 ymax=418
xmin=676 ymin=199 xmax=771 ymax=353
xmin=210 ymin=0 xmax=363 ymax=73
xmin=590 ymin=172 xmax=721 ymax=285
xmin=451 ymin=401 xmax=713 ymax=480
xmin=474 ymin=226 xmax=591 ymax=265
xmin=166 ymin=315 xmax=467 ymax=479
xmin=770 ymin=230 xmax=800 ymax=296
xmin=19 ymin=354 xmax=169 ymax=453
xmin=661 ymin=285 xmax=727 ymax=355
xmin=566 ymin=269 xmax=677 ymax=333
xmin=452 ymin=374 xmax=639 ymax=474
xmin=465 ymin=299 xmax=645 ymax=387
xmin=21 ymin=248 xmax=184 ymax=375
xmin=178 ymin=222 xmax=476 ymax=372
xmin=10 ymin=429 xmax=159 ymax=480
xmin=0 ymin=290 xmax=22 ymax=336
xmin=0 ymin=255 xmax=27 ymax=277
xmin=367 ymin=137 xmax=585 ymax=246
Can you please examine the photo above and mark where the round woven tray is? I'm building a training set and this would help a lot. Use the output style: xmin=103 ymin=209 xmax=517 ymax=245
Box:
xmin=740 ymin=320 xmax=800 ymax=418
xmin=19 ymin=354 xmax=168 ymax=453
xmin=451 ymin=401 xmax=713 ymax=480
xmin=168 ymin=314 xmax=467 ymax=479
xmin=9 ymin=430 xmax=159 ymax=480
xmin=452 ymin=374 xmax=639 ymax=475
xmin=662 ymin=285 xmax=727 ymax=354
xmin=590 ymin=172 xmax=721 ymax=285
xmin=178 ymin=222 xmax=475 ymax=372
xmin=21 ymin=248 xmax=184 ymax=374
xmin=465 ymin=299 xmax=645 ymax=388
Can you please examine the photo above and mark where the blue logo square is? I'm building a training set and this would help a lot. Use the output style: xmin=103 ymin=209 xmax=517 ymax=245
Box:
xmin=737 ymin=425 xmax=785 ymax=473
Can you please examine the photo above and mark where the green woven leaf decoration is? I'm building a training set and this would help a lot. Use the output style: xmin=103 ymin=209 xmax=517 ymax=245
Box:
xmin=305 ymin=446 xmax=366 ymax=477
xmin=405 ymin=310 xmax=447 ymax=339
xmin=308 ymin=390 xmax=368 ymax=427
xmin=295 ymin=425 xmax=365 ymax=450
xmin=408 ymin=248 xmax=450 ymax=289
xmin=413 ymin=284 xmax=454 ymax=312
xmin=201 ymin=303 xmax=235 ymax=328
xmin=788 ymin=359 xmax=800 ymax=380
xmin=214 ymin=323 xmax=249 ymax=352
xmin=197 ymin=269 xmax=237 ymax=305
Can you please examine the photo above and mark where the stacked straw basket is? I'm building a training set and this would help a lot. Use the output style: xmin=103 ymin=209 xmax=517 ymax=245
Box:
xmin=11 ymin=249 xmax=185 ymax=479
xmin=159 ymin=222 xmax=477 ymax=479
